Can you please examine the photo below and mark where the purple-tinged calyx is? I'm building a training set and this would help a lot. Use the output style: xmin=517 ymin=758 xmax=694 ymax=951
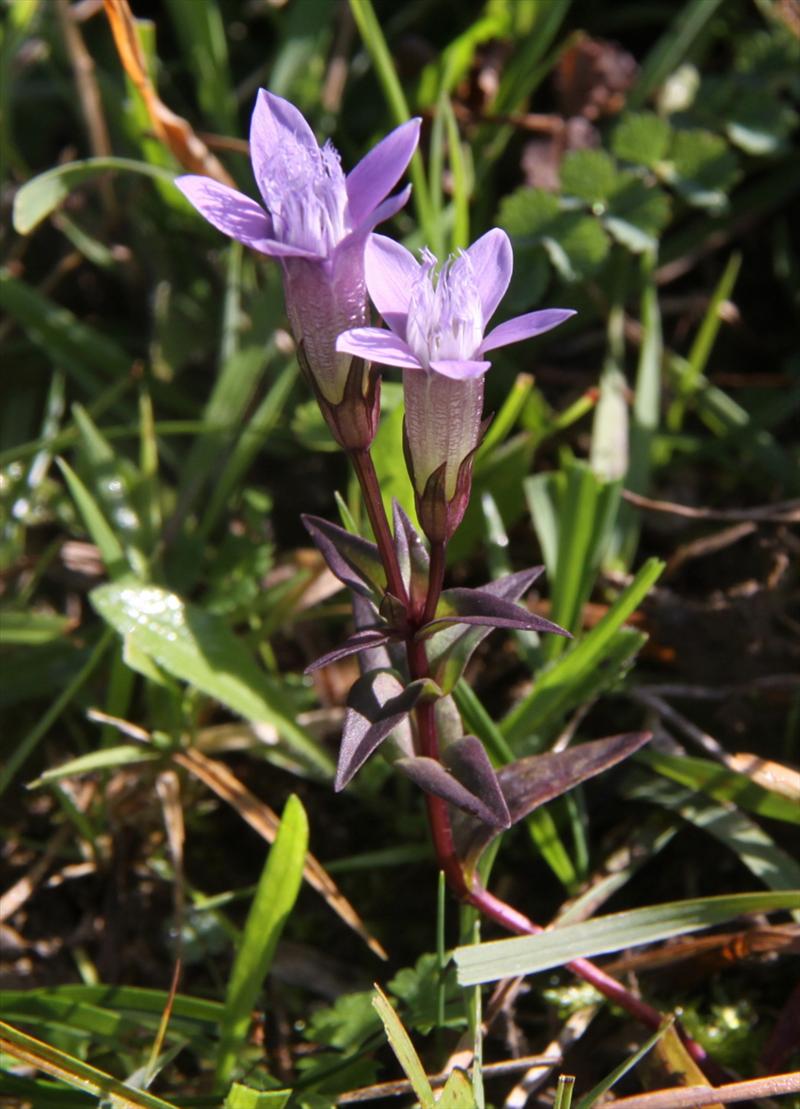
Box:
xmin=337 ymin=229 xmax=575 ymax=540
xmin=175 ymin=91 xmax=420 ymax=446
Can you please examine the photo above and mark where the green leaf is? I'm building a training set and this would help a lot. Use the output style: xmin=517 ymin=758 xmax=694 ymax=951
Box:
xmin=0 ymin=1020 xmax=181 ymax=1109
xmin=664 ymin=129 xmax=739 ymax=210
xmin=574 ymin=1020 xmax=672 ymax=1109
xmin=30 ymin=744 xmax=161 ymax=786
xmin=437 ymin=1068 xmax=477 ymax=1108
xmin=454 ymin=890 xmax=800 ymax=985
xmin=501 ymin=559 xmax=663 ymax=744
xmin=0 ymin=270 xmax=130 ymax=391
xmin=625 ymin=776 xmax=800 ymax=913
xmin=304 ymin=991 xmax=380 ymax=1051
xmin=560 ymin=149 xmax=619 ymax=206
xmin=224 ymin=1085 xmax=291 ymax=1109
xmin=57 ymin=458 xmax=130 ymax=579
xmin=217 ymin=795 xmax=309 ymax=1082
xmin=0 ymin=611 xmax=72 ymax=645
xmin=371 ymin=985 xmax=434 ymax=1109
xmin=90 ymin=582 xmax=333 ymax=776
xmin=603 ymin=174 xmax=671 ymax=253
xmin=612 ymin=112 xmax=672 ymax=168
xmin=12 ymin=157 xmax=178 ymax=235
xmin=498 ymin=186 xmax=560 ymax=239
xmin=498 ymin=189 xmax=610 ymax=283
xmin=637 ymin=749 xmax=800 ymax=825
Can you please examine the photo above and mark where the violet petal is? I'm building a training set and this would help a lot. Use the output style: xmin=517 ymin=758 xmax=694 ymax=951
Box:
xmin=464 ymin=228 xmax=513 ymax=325
xmin=346 ymin=118 xmax=421 ymax=226
xmin=250 ymin=89 xmax=317 ymax=208
xmin=429 ymin=359 xmax=492 ymax=381
xmin=480 ymin=308 xmax=576 ymax=354
xmin=175 ymin=176 xmax=319 ymax=258
xmin=364 ymin=233 xmax=419 ymax=335
xmin=336 ymin=327 xmax=421 ymax=369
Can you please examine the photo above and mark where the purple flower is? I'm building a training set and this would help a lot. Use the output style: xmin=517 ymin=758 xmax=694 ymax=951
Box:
xmin=336 ymin=230 xmax=575 ymax=540
xmin=175 ymin=91 xmax=420 ymax=446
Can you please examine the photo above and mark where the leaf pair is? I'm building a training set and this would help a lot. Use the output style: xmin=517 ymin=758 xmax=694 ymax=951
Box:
xmin=303 ymin=506 xmax=570 ymax=690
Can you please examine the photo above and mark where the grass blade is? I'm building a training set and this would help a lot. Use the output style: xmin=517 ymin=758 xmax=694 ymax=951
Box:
xmin=454 ymin=890 xmax=800 ymax=985
xmin=216 ymin=795 xmax=309 ymax=1083
xmin=372 ymin=984 xmax=434 ymax=1109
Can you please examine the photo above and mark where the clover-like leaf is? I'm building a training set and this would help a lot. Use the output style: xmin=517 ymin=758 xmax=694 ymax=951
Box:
xmin=425 ymin=567 xmax=546 ymax=693
xmin=397 ymin=736 xmax=510 ymax=829
xmin=560 ymin=149 xmax=619 ymax=206
xmin=611 ymin=111 xmax=672 ymax=168
xmin=454 ymin=731 xmax=652 ymax=872
xmin=302 ymin=514 xmax=386 ymax=600
xmin=603 ymin=173 xmax=671 ymax=253
xmin=337 ymin=670 xmax=439 ymax=790
xmin=663 ymin=129 xmax=739 ymax=211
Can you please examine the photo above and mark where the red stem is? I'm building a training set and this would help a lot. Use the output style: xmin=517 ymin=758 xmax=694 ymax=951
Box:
xmin=348 ymin=449 xmax=408 ymax=606
xmin=348 ymin=446 xmax=712 ymax=1072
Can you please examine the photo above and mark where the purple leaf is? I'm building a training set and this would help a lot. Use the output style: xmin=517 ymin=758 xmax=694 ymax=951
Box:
xmin=424 ymin=566 xmax=546 ymax=692
xmin=392 ymin=500 xmax=429 ymax=608
xmin=454 ymin=731 xmax=653 ymax=869
xmin=420 ymin=587 xmax=571 ymax=639
xmin=302 ymin=515 xmax=385 ymax=600
xmin=397 ymin=735 xmax=510 ymax=828
xmin=305 ymin=628 xmax=392 ymax=674
xmin=337 ymin=671 xmax=435 ymax=790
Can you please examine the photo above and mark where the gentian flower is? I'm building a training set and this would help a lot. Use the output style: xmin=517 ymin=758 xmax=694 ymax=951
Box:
xmin=337 ymin=230 xmax=575 ymax=540
xmin=176 ymin=91 xmax=420 ymax=449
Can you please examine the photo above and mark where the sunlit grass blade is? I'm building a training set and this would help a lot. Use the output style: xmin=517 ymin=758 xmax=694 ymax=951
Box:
xmin=628 ymin=0 xmax=728 ymax=109
xmin=348 ymin=0 xmax=434 ymax=241
xmin=500 ymin=558 xmax=663 ymax=745
xmin=12 ymin=157 xmax=179 ymax=235
xmin=56 ymin=457 xmax=129 ymax=579
xmin=668 ymin=251 xmax=742 ymax=432
xmin=454 ymin=890 xmax=800 ymax=985
xmin=0 ymin=1019 xmax=181 ymax=1109
xmin=163 ymin=0 xmax=237 ymax=134
xmin=372 ymin=984 xmax=435 ymax=1109
xmin=574 ymin=1020 xmax=673 ymax=1109
xmin=216 ymin=795 xmax=308 ymax=1084
xmin=625 ymin=775 xmax=800 ymax=914
xmin=611 ymin=250 xmax=662 ymax=569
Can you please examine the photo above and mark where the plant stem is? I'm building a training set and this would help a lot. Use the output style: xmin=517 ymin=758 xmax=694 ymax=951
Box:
xmin=348 ymin=448 xmax=408 ymax=606
xmin=347 ymin=447 xmax=712 ymax=1072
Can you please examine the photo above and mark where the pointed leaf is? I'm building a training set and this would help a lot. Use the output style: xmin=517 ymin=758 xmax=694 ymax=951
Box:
xmin=392 ymin=499 xmax=429 ymax=608
xmin=398 ymin=736 xmax=510 ymax=828
xmin=397 ymin=756 xmax=509 ymax=829
xmin=302 ymin=514 xmax=386 ymax=599
xmin=337 ymin=671 xmax=435 ymax=790
xmin=424 ymin=567 xmax=545 ymax=693
xmin=305 ymin=628 xmax=392 ymax=674
xmin=420 ymin=587 xmax=571 ymax=638
xmin=454 ymin=731 xmax=652 ymax=869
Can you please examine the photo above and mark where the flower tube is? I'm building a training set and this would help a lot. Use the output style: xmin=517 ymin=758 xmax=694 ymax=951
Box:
xmin=337 ymin=229 xmax=575 ymax=540
xmin=176 ymin=91 xmax=420 ymax=450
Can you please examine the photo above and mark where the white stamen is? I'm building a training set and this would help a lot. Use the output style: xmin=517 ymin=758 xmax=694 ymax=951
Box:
xmin=260 ymin=137 xmax=349 ymax=254
xmin=405 ymin=249 xmax=484 ymax=368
